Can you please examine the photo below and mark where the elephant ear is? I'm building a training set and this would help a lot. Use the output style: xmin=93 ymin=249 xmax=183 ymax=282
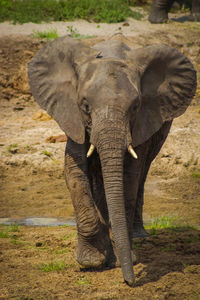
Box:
xmin=28 ymin=36 xmax=98 ymax=144
xmin=128 ymin=44 xmax=197 ymax=147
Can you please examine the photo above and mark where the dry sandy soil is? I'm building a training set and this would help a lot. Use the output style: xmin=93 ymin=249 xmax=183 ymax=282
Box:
xmin=0 ymin=12 xmax=200 ymax=299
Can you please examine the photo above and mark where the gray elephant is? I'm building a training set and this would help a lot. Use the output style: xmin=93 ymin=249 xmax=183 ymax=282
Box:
xmin=149 ymin=0 xmax=200 ymax=23
xmin=28 ymin=36 xmax=196 ymax=286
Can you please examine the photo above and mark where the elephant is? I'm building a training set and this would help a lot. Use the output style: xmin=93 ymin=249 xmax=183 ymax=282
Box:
xmin=28 ymin=35 xmax=196 ymax=286
xmin=149 ymin=0 xmax=200 ymax=23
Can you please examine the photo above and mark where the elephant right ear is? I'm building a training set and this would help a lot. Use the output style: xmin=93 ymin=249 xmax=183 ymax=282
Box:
xmin=127 ymin=44 xmax=197 ymax=147
xmin=28 ymin=36 xmax=98 ymax=144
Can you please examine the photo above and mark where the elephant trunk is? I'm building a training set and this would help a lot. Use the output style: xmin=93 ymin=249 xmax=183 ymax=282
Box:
xmin=94 ymin=119 xmax=134 ymax=286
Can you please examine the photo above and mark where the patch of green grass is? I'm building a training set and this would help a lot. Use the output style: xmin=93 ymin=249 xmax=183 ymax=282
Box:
xmin=63 ymin=232 xmax=77 ymax=240
xmin=185 ymin=293 xmax=200 ymax=300
xmin=161 ymin=245 xmax=176 ymax=252
xmin=33 ymin=28 xmax=59 ymax=41
xmin=146 ymin=217 xmax=200 ymax=235
xmin=0 ymin=232 xmax=9 ymax=238
xmin=171 ymin=225 xmax=200 ymax=232
xmin=17 ymin=297 xmax=35 ymax=300
xmin=0 ymin=0 xmax=142 ymax=24
xmin=6 ymin=225 xmax=20 ymax=232
xmin=60 ymin=224 xmax=73 ymax=228
xmin=10 ymin=239 xmax=21 ymax=245
xmin=42 ymin=150 xmax=53 ymax=158
xmin=36 ymin=244 xmax=49 ymax=251
xmin=7 ymin=144 xmax=18 ymax=152
xmin=0 ymin=225 xmax=20 ymax=238
xmin=10 ymin=233 xmax=27 ymax=245
xmin=184 ymin=265 xmax=199 ymax=274
xmin=66 ymin=25 xmax=95 ymax=39
xmin=146 ymin=216 xmax=177 ymax=234
xmin=37 ymin=261 xmax=67 ymax=272
xmin=77 ymin=276 xmax=91 ymax=285
xmin=52 ymin=248 xmax=70 ymax=255
xmin=192 ymin=172 xmax=200 ymax=179
xmin=132 ymin=242 xmax=142 ymax=249
xmin=183 ymin=235 xmax=200 ymax=243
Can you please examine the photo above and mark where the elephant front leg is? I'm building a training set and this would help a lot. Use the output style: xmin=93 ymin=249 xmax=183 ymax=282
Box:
xmin=64 ymin=138 xmax=106 ymax=268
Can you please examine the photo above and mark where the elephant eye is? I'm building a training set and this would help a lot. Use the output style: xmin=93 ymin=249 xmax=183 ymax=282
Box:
xmin=129 ymin=99 xmax=140 ymax=116
xmin=81 ymin=98 xmax=90 ymax=115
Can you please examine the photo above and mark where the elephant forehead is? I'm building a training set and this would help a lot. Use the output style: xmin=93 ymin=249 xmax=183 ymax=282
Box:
xmin=79 ymin=59 xmax=133 ymax=91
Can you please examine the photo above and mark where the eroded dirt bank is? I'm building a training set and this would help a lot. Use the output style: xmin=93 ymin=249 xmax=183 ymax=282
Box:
xmin=0 ymin=18 xmax=200 ymax=299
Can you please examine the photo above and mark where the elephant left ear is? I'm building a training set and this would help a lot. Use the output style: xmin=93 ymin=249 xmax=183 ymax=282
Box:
xmin=28 ymin=36 xmax=99 ymax=144
xmin=127 ymin=44 xmax=197 ymax=147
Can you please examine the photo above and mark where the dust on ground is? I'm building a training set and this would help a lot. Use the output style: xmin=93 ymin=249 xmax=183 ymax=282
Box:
xmin=0 ymin=15 xmax=200 ymax=299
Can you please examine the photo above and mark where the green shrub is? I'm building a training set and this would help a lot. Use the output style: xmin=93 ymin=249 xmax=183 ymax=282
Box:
xmin=0 ymin=0 xmax=142 ymax=24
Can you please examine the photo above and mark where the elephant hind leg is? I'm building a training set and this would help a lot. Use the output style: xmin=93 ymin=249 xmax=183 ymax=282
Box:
xmin=149 ymin=0 xmax=175 ymax=23
xmin=132 ymin=185 xmax=148 ymax=238
xmin=188 ymin=0 xmax=200 ymax=21
xmin=132 ymin=121 xmax=172 ymax=238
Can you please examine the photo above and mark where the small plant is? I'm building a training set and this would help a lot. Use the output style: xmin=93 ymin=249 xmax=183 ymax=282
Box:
xmin=0 ymin=225 xmax=20 ymax=238
xmin=33 ymin=29 xmax=59 ymax=41
xmin=184 ymin=265 xmax=199 ymax=274
xmin=191 ymin=171 xmax=200 ymax=179
xmin=38 ymin=261 xmax=67 ymax=272
xmin=52 ymin=248 xmax=70 ymax=255
xmin=0 ymin=232 xmax=9 ymax=238
xmin=77 ymin=276 xmax=91 ymax=285
xmin=146 ymin=216 xmax=177 ymax=233
xmin=63 ymin=231 xmax=77 ymax=240
xmin=149 ymin=228 xmax=157 ymax=235
xmin=161 ymin=245 xmax=175 ymax=252
xmin=42 ymin=150 xmax=53 ymax=158
xmin=7 ymin=225 xmax=20 ymax=232
xmin=183 ymin=235 xmax=200 ymax=243
xmin=132 ymin=242 xmax=142 ymax=249
xmin=7 ymin=144 xmax=18 ymax=153
xmin=66 ymin=26 xmax=95 ymax=39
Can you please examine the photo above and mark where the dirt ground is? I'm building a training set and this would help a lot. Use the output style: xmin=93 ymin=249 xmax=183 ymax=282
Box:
xmin=0 ymin=13 xmax=200 ymax=299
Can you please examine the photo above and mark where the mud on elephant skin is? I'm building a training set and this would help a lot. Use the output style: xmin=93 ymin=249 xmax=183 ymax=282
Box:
xmin=149 ymin=0 xmax=200 ymax=23
xmin=28 ymin=35 xmax=196 ymax=286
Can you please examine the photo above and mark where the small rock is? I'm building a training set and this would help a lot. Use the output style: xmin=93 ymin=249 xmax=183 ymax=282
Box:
xmin=33 ymin=110 xmax=52 ymax=121
xmin=9 ymin=148 xmax=18 ymax=154
xmin=46 ymin=134 xmax=67 ymax=143
xmin=123 ymin=22 xmax=130 ymax=26
xmin=13 ymin=107 xmax=24 ymax=111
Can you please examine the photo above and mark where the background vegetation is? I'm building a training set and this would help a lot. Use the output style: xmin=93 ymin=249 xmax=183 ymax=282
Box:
xmin=0 ymin=0 xmax=142 ymax=24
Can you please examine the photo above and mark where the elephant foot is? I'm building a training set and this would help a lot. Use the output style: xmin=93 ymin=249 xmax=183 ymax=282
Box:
xmin=132 ymin=224 xmax=148 ymax=239
xmin=75 ymin=235 xmax=106 ymax=268
xmin=148 ymin=8 xmax=168 ymax=24
xmin=187 ymin=13 xmax=200 ymax=22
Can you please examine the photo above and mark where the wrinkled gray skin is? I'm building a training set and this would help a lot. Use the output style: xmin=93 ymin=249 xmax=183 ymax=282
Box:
xmin=28 ymin=36 xmax=196 ymax=286
xmin=149 ymin=0 xmax=200 ymax=23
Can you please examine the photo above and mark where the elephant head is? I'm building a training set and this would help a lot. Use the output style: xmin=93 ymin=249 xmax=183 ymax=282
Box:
xmin=28 ymin=36 xmax=196 ymax=286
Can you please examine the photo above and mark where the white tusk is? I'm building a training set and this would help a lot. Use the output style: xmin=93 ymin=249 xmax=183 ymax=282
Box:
xmin=128 ymin=145 xmax=138 ymax=159
xmin=87 ymin=144 xmax=95 ymax=158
